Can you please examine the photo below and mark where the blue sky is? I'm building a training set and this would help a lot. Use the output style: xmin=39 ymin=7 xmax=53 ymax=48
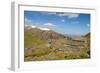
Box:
xmin=24 ymin=11 xmax=90 ymax=35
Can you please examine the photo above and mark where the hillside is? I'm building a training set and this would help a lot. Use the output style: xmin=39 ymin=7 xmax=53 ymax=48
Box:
xmin=24 ymin=26 xmax=66 ymax=48
xmin=84 ymin=33 xmax=90 ymax=56
xmin=84 ymin=33 xmax=90 ymax=39
xmin=24 ymin=26 xmax=90 ymax=61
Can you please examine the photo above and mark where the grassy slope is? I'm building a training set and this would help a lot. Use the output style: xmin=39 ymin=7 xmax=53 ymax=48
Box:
xmin=24 ymin=28 xmax=90 ymax=61
xmin=24 ymin=30 xmax=47 ymax=48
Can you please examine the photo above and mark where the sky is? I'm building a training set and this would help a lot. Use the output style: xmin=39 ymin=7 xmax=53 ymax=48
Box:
xmin=24 ymin=11 xmax=90 ymax=35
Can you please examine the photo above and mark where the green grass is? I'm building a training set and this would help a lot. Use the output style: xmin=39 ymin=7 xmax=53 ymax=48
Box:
xmin=24 ymin=31 xmax=90 ymax=61
xmin=31 ymin=48 xmax=51 ymax=57
xmin=24 ymin=33 xmax=47 ymax=48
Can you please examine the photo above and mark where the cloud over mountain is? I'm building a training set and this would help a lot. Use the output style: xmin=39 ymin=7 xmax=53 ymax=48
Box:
xmin=25 ymin=24 xmax=50 ymax=31
xmin=43 ymin=23 xmax=56 ymax=26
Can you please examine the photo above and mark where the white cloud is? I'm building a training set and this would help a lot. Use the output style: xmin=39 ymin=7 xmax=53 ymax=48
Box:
xmin=61 ymin=19 xmax=65 ymax=22
xmin=25 ymin=24 xmax=36 ymax=28
xmin=67 ymin=13 xmax=79 ymax=19
xmin=40 ymin=12 xmax=57 ymax=15
xmin=25 ymin=17 xmax=32 ymax=24
xmin=87 ymin=24 xmax=90 ymax=27
xmin=55 ymin=13 xmax=79 ymax=19
xmin=57 ymin=13 xmax=79 ymax=19
xmin=57 ymin=13 xmax=69 ymax=16
xmin=38 ymin=27 xmax=50 ymax=31
xmin=43 ymin=23 xmax=56 ymax=26
xmin=41 ymin=12 xmax=79 ymax=19
xmin=31 ymin=25 xmax=36 ymax=28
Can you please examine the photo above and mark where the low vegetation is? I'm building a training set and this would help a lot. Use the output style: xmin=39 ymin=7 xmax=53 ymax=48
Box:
xmin=24 ymin=27 xmax=90 ymax=61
